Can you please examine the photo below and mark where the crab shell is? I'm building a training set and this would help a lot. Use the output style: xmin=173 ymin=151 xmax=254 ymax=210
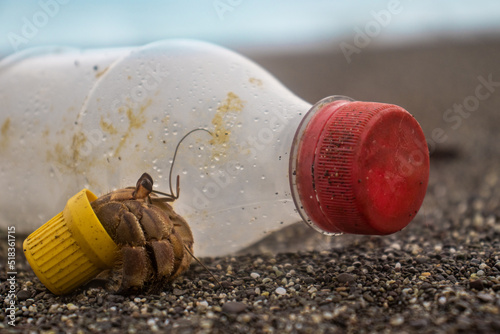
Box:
xmin=91 ymin=187 xmax=193 ymax=293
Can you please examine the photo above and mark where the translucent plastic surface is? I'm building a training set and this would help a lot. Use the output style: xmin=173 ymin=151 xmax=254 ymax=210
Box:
xmin=1 ymin=40 xmax=429 ymax=256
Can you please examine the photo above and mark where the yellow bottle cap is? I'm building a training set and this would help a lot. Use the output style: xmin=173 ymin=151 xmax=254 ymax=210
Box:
xmin=23 ymin=189 xmax=118 ymax=295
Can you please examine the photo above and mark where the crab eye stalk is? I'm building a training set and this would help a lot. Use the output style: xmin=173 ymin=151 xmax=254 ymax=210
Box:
xmin=133 ymin=173 xmax=154 ymax=199
xmin=175 ymin=174 xmax=180 ymax=199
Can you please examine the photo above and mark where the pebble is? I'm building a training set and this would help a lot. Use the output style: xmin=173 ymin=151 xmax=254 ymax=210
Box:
xmin=66 ymin=304 xmax=78 ymax=311
xmin=336 ymin=273 xmax=355 ymax=283
xmin=362 ymin=292 xmax=374 ymax=303
xmin=222 ymin=302 xmax=247 ymax=314
xmin=197 ymin=300 xmax=209 ymax=309
xmin=250 ymin=272 xmax=260 ymax=279
xmin=389 ymin=243 xmax=401 ymax=250
xmin=173 ymin=288 xmax=185 ymax=296
xmin=477 ymin=293 xmax=495 ymax=303
xmin=469 ymin=280 xmax=484 ymax=290
xmin=410 ymin=319 xmax=428 ymax=328
xmin=17 ymin=290 xmax=31 ymax=301
xmin=275 ymin=287 xmax=287 ymax=295
xmin=390 ymin=315 xmax=404 ymax=326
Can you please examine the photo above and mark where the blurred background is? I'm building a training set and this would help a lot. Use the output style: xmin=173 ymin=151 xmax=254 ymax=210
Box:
xmin=1 ymin=0 xmax=500 ymax=248
xmin=1 ymin=0 xmax=500 ymax=55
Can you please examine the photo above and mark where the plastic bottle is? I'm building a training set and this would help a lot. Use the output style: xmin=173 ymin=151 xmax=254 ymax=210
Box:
xmin=0 ymin=39 xmax=429 ymax=258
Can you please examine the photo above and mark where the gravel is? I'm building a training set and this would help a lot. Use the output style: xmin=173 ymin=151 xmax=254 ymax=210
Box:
xmin=1 ymin=40 xmax=500 ymax=333
xmin=1 ymin=195 xmax=499 ymax=333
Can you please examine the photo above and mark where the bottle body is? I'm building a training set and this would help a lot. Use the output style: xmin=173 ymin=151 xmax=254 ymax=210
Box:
xmin=0 ymin=40 xmax=312 ymax=256
xmin=0 ymin=40 xmax=429 ymax=257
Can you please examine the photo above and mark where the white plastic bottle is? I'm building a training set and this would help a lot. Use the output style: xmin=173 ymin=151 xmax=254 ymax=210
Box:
xmin=0 ymin=40 xmax=429 ymax=257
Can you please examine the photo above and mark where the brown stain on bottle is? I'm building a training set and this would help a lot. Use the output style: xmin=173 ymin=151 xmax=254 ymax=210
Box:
xmin=249 ymin=77 xmax=263 ymax=86
xmin=147 ymin=130 xmax=154 ymax=143
xmin=95 ymin=66 xmax=110 ymax=79
xmin=44 ymin=135 xmax=81 ymax=175
xmin=100 ymin=116 xmax=117 ymax=135
xmin=113 ymin=99 xmax=151 ymax=156
xmin=209 ymin=92 xmax=245 ymax=160
xmin=0 ymin=117 xmax=11 ymax=150
xmin=47 ymin=131 xmax=88 ymax=171
xmin=71 ymin=131 xmax=88 ymax=162
xmin=44 ymin=99 xmax=153 ymax=180
xmin=210 ymin=92 xmax=244 ymax=144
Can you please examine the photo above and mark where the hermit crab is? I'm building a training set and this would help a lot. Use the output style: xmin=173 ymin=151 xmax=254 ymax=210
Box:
xmin=91 ymin=172 xmax=194 ymax=293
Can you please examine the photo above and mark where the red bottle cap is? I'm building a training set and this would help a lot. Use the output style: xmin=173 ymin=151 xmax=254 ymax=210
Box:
xmin=290 ymin=96 xmax=429 ymax=235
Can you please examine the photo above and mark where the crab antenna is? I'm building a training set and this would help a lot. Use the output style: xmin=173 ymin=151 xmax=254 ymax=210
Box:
xmin=183 ymin=244 xmax=223 ymax=290
xmin=168 ymin=128 xmax=212 ymax=199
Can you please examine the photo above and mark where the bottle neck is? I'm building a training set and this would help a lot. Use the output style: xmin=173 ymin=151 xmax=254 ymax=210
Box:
xmin=289 ymin=96 xmax=355 ymax=234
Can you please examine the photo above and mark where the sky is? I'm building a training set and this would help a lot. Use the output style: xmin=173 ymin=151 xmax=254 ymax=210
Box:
xmin=0 ymin=0 xmax=499 ymax=56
